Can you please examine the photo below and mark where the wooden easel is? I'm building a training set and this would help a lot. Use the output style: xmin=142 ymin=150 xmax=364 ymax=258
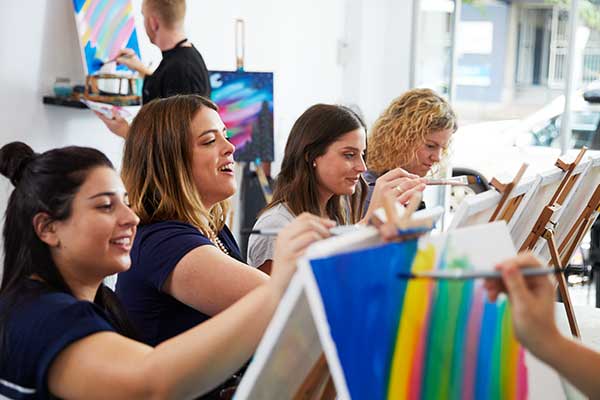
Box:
xmin=519 ymin=148 xmax=587 ymax=251
xmin=557 ymin=185 xmax=600 ymax=270
xmin=518 ymin=147 xmax=588 ymax=337
xmin=254 ymin=161 xmax=273 ymax=204
xmin=293 ymin=355 xmax=336 ymax=400
xmin=488 ymin=163 xmax=528 ymax=223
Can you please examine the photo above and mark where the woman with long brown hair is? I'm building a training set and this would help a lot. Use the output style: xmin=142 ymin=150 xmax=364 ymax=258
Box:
xmin=117 ymin=94 xmax=302 ymax=396
xmin=247 ymin=104 xmax=425 ymax=273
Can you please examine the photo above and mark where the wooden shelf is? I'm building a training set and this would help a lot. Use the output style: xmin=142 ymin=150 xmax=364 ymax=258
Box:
xmin=43 ymin=96 xmax=87 ymax=109
xmin=42 ymin=95 xmax=141 ymax=109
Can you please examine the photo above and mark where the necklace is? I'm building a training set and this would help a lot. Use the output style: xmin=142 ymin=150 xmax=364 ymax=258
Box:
xmin=211 ymin=234 xmax=229 ymax=255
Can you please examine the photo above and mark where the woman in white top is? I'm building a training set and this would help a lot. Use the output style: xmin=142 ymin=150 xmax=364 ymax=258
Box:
xmin=248 ymin=104 xmax=425 ymax=273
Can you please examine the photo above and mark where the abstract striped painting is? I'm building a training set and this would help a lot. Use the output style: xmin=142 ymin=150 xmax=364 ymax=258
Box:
xmin=308 ymin=229 xmax=528 ymax=399
xmin=72 ymin=0 xmax=141 ymax=75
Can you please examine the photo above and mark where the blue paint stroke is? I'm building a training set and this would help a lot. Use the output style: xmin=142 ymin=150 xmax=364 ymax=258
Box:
xmin=310 ymin=240 xmax=418 ymax=400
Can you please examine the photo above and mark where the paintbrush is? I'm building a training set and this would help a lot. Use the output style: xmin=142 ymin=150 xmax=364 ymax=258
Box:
xmin=90 ymin=53 xmax=135 ymax=71
xmin=425 ymin=175 xmax=483 ymax=186
xmin=243 ymin=223 xmax=432 ymax=238
xmin=242 ymin=225 xmax=360 ymax=236
xmin=397 ymin=266 xmax=561 ymax=280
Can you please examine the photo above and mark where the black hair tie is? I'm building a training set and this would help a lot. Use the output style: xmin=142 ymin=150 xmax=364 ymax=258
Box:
xmin=11 ymin=154 xmax=35 ymax=186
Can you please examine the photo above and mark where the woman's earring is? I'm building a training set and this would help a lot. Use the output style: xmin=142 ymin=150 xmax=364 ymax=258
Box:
xmin=312 ymin=161 xmax=317 ymax=168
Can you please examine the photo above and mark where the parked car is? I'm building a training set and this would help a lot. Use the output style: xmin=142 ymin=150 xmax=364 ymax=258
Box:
xmin=450 ymin=87 xmax=600 ymax=202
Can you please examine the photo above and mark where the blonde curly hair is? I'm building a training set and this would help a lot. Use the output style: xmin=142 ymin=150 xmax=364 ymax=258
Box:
xmin=367 ymin=88 xmax=457 ymax=174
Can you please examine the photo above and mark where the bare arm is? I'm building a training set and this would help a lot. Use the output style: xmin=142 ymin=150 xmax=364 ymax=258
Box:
xmin=538 ymin=333 xmax=600 ymax=399
xmin=115 ymin=48 xmax=153 ymax=77
xmin=163 ymin=244 xmax=269 ymax=316
xmin=258 ymin=260 xmax=273 ymax=275
xmin=485 ymin=253 xmax=600 ymax=398
xmin=48 ymin=283 xmax=282 ymax=400
xmin=47 ymin=214 xmax=335 ymax=400
xmin=95 ymin=110 xmax=130 ymax=139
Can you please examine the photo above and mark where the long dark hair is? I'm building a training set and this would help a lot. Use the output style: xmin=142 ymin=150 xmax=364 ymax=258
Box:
xmin=266 ymin=104 xmax=368 ymax=224
xmin=0 ymin=142 xmax=137 ymax=353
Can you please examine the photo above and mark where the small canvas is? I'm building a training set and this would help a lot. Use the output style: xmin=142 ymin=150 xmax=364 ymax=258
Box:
xmin=448 ymin=175 xmax=541 ymax=231
xmin=72 ymin=0 xmax=141 ymax=75
xmin=209 ymin=71 xmax=274 ymax=162
xmin=537 ymin=153 xmax=600 ymax=259
xmin=234 ymin=276 xmax=324 ymax=398
xmin=511 ymin=160 xmax=590 ymax=252
xmin=235 ymin=222 xmax=565 ymax=400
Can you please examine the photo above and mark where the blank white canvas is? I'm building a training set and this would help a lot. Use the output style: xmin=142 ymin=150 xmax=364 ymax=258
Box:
xmin=448 ymin=175 xmax=541 ymax=231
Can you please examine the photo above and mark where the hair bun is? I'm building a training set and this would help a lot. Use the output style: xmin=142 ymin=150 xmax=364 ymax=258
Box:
xmin=0 ymin=142 xmax=36 ymax=186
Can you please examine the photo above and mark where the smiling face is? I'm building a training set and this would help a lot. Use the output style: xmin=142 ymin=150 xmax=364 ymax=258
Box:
xmin=189 ymin=107 xmax=237 ymax=209
xmin=50 ymin=167 xmax=139 ymax=280
xmin=404 ymin=128 xmax=453 ymax=177
xmin=313 ymin=128 xmax=367 ymax=202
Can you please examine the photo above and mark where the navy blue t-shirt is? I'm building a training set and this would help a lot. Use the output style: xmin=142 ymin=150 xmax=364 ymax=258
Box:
xmin=0 ymin=280 xmax=115 ymax=400
xmin=116 ymin=220 xmax=243 ymax=346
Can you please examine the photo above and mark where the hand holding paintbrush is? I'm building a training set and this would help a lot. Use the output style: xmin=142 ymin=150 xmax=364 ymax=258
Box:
xmin=361 ymin=167 xmax=426 ymax=224
xmin=102 ymin=49 xmax=153 ymax=77
xmin=425 ymin=175 xmax=483 ymax=186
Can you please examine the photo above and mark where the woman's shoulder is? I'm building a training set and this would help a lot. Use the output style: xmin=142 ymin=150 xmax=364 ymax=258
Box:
xmin=2 ymin=284 xmax=114 ymax=349
xmin=0 ymin=284 xmax=115 ymax=399
xmin=138 ymin=220 xmax=203 ymax=234
xmin=4 ymin=283 xmax=111 ymax=325
xmin=256 ymin=203 xmax=295 ymax=226
xmin=129 ymin=220 xmax=214 ymax=270
xmin=135 ymin=220 xmax=212 ymax=246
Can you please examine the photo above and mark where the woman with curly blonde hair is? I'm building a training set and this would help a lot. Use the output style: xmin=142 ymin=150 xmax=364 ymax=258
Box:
xmin=364 ymin=89 xmax=457 ymax=208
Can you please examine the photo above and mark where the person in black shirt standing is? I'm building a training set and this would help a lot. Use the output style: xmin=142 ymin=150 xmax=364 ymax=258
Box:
xmin=97 ymin=0 xmax=210 ymax=138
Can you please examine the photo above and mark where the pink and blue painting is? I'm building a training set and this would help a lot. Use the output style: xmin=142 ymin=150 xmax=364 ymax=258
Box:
xmin=72 ymin=0 xmax=141 ymax=75
xmin=209 ymin=71 xmax=274 ymax=162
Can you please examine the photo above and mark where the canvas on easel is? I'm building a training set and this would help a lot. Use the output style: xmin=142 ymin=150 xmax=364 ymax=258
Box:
xmin=511 ymin=151 xmax=589 ymax=252
xmin=536 ymin=153 xmax=600 ymax=261
xmin=538 ymin=154 xmax=600 ymax=266
xmin=448 ymin=166 xmax=538 ymax=231
xmin=71 ymin=0 xmax=142 ymax=75
xmin=234 ymin=222 xmax=566 ymax=400
xmin=209 ymin=71 xmax=274 ymax=162
xmin=510 ymin=148 xmax=588 ymax=337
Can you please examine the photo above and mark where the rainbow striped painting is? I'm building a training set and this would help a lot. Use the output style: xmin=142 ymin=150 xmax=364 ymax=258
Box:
xmin=209 ymin=71 xmax=274 ymax=162
xmin=308 ymin=224 xmax=528 ymax=400
xmin=72 ymin=0 xmax=141 ymax=75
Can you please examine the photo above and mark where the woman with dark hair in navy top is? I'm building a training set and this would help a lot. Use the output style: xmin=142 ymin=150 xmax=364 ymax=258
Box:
xmin=0 ymin=141 xmax=334 ymax=399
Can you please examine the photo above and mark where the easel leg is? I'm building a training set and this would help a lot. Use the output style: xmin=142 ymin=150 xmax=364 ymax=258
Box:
xmin=293 ymin=353 xmax=336 ymax=400
xmin=560 ymin=217 xmax=593 ymax=269
xmin=545 ymin=230 xmax=581 ymax=337
xmin=320 ymin=377 xmax=336 ymax=400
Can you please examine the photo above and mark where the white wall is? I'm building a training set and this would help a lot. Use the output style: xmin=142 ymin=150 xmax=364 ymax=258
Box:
xmin=0 ymin=0 xmax=415 ymax=266
xmin=184 ymin=0 xmax=348 ymax=169
xmin=342 ymin=0 xmax=414 ymax=126
xmin=0 ymin=0 xmax=350 ymax=166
